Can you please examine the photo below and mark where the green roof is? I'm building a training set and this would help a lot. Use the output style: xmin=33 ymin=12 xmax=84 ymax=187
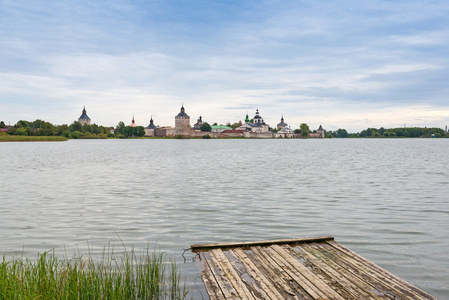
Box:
xmin=211 ymin=125 xmax=232 ymax=130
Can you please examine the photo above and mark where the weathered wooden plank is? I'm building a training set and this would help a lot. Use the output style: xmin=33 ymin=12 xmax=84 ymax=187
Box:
xmin=317 ymin=241 xmax=427 ymax=300
xmin=270 ymin=244 xmax=345 ymax=300
xmin=232 ymin=248 xmax=285 ymax=300
xmin=286 ymin=244 xmax=378 ymax=300
xmin=325 ymin=240 xmax=436 ymax=300
xmin=204 ymin=251 xmax=241 ymax=299
xmin=196 ymin=252 xmax=226 ymax=300
xmin=300 ymin=242 xmax=386 ymax=298
xmin=222 ymin=249 xmax=273 ymax=299
xmin=191 ymin=236 xmax=334 ymax=251
xmin=192 ymin=237 xmax=435 ymax=300
xmin=260 ymin=245 xmax=328 ymax=299
xmin=211 ymin=248 xmax=255 ymax=299
xmin=249 ymin=247 xmax=307 ymax=299
xmin=307 ymin=242 xmax=413 ymax=299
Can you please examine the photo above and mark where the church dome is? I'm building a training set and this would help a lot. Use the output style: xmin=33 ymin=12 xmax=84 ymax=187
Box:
xmin=79 ymin=106 xmax=90 ymax=120
xmin=176 ymin=105 xmax=189 ymax=117
xmin=145 ymin=117 xmax=157 ymax=129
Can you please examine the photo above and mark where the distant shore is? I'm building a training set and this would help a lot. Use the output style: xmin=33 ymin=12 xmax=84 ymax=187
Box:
xmin=0 ymin=135 xmax=68 ymax=142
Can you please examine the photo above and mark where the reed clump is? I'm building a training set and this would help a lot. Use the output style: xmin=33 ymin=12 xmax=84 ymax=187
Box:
xmin=0 ymin=135 xmax=68 ymax=142
xmin=0 ymin=248 xmax=186 ymax=299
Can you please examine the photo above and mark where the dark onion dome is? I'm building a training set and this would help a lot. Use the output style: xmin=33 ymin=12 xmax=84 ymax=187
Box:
xmin=145 ymin=116 xmax=157 ymax=129
xmin=193 ymin=115 xmax=203 ymax=129
xmin=253 ymin=109 xmax=262 ymax=119
xmin=79 ymin=106 xmax=90 ymax=120
xmin=277 ymin=115 xmax=287 ymax=127
xmin=318 ymin=125 xmax=324 ymax=131
xmin=176 ymin=104 xmax=189 ymax=117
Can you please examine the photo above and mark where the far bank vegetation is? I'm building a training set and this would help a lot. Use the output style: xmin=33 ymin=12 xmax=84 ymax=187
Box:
xmin=1 ymin=120 xmax=448 ymax=140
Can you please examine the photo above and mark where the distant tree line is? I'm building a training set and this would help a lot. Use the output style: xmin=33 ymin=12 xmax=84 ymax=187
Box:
xmin=2 ymin=119 xmax=447 ymax=139
xmin=0 ymin=119 xmax=112 ymax=139
xmin=114 ymin=121 xmax=145 ymax=138
xmin=327 ymin=127 xmax=448 ymax=138
xmin=0 ymin=119 xmax=153 ymax=139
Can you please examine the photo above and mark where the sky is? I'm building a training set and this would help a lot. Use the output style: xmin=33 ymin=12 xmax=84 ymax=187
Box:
xmin=0 ymin=0 xmax=448 ymax=132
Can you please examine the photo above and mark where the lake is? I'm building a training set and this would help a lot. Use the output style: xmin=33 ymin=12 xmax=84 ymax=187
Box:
xmin=0 ymin=138 xmax=448 ymax=298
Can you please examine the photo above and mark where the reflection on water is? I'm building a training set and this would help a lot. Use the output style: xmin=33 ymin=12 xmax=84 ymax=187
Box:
xmin=0 ymin=139 xmax=448 ymax=298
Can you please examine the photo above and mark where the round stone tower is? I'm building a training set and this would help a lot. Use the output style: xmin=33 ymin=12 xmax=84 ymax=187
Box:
xmin=175 ymin=104 xmax=190 ymax=136
xmin=78 ymin=106 xmax=91 ymax=125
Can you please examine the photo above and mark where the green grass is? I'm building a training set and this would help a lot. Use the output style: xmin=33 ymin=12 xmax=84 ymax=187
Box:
xmin=0 ymin=135 xmax=68 ymax=142
xmin=0 ymin=248 xmax=186 ymax=299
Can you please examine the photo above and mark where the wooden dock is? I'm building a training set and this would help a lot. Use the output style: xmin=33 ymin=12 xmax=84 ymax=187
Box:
xmin=191 ymin=236 xmax=435 ymax=299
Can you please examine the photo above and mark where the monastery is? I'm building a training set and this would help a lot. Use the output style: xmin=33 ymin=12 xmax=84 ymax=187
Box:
xmin=144 ymin=105 xmax=325 ymax=138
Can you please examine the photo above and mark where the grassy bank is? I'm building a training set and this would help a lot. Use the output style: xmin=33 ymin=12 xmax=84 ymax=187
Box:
xmin=0 ymin=249 xmax=186 ymax=299
xmin=0 ymin=135 xmax=68 ymax=142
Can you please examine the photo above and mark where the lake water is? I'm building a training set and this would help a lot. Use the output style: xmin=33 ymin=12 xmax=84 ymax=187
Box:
xmin=0 ymin=139 xmax=448 ymax=298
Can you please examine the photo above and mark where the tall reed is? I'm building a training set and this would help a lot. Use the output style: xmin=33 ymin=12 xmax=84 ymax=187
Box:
xmin=0 ymin=135 xmax=68 ymax=142
xmin=0 ymin=248 xmax=186 ymax=299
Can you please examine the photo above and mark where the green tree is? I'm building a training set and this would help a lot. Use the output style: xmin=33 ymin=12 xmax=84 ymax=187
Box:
xmin=300 ymin=123 xmax=310 ymax=138
xmin=92 ymin=124 xmax=100 ymax=134
xmin=0 ymin=121 xmax=5 ymax=128
xmin=71 ymin=131 xmax=81 ymax=139
xmin=336 ymin=128 xmax=348 ymax=138
xmin=360 ymin=128 xmax=378 ymax=137
xmin=7 ymin=127 xmax=16 ymax=135
xmin=200 ymin=122 xmax=212 ymax=131
xmin=14 ymin=127 xmax=28 ymax=136
xmin=232 ymin=121 xmax=242 ymax=129
xmin=16 ymin=120 xmax=30 ymax=129
xmin=61 ymin=130 xmax=71 ymax=138
xmin=115 ymin=121 xmax=125 ymax=135
xmin=69 ymin=121 xmax=83 ymax=133
xmin=123 ymin=126 xmax=130 ymax=137
xmin=136 ymin=126 xmax=145 ymax=137
xmin=56 ymin=124 xmax=69 ymax=136
xmin=82 ymin=123 xmax=93 ymax=133
xmin=30 ymin=119 xmax=54 ymax=136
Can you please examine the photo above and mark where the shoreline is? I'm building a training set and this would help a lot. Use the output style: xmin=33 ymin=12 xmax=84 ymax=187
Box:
xmin=0 ymin=136 xmax=68 ymax=142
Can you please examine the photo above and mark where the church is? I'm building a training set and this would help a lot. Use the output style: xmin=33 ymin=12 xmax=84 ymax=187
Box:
xmin=236 ymin=109 xmax=270 ymax=133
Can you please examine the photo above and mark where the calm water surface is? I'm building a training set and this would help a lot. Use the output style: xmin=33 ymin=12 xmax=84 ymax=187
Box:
xmin=0 ymin=139 xmax=448 ymax=298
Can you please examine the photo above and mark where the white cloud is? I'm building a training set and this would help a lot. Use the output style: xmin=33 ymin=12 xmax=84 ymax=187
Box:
xmin=1 ymin=0 xmax=449 ymax=131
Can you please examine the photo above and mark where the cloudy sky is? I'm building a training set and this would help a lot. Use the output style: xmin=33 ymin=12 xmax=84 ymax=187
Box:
xmin=1 ymin=0 xmax=448 ymax=132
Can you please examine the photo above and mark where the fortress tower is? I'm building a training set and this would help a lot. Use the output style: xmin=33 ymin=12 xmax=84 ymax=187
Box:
xmin=78 ymin=106 xmax=91 ymax=125
xmin=175 ymin=104 xmax=190 ymax=136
